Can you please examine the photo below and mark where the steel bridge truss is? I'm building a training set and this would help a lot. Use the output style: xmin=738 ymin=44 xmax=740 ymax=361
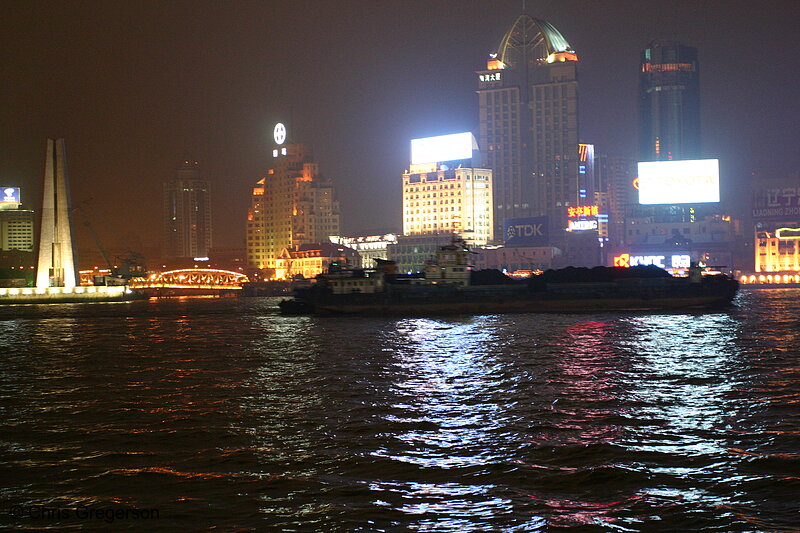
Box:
xmin=129 ymin=269 xmax=249 ymax=290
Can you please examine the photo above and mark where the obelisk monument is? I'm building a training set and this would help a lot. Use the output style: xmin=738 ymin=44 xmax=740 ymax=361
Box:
xmin=36 ymin=139 xmax=78 ymax=288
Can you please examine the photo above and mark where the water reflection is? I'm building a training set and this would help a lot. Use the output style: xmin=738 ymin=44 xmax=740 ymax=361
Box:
xmin=618 ymin=312 xmax=758 ymax=521
xmin=374 ymin=318 xmax=503 ymax=468
xmin=1 ymin=295 xmax=797 ymax=530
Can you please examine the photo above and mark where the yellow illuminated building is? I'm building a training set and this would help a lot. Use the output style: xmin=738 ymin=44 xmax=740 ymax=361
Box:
xmin=755 ymin=227 xmax=800 ymax=273
xmin=246 ymin=135 xmax=340 ymax=275
xmin=402 ymin=164 xmax=493 ymax=246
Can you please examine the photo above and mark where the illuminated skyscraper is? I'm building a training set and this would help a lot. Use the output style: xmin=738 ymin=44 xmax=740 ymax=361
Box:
xmin=639 ymin=40 xmax=700 ymax=162
xmin=164 ymin=161 xmax=212 ymax=259
xmin=246 ymin=123 xmax=340 ymax=274
xmin=477 ymin=14 xmax=580 ymax=237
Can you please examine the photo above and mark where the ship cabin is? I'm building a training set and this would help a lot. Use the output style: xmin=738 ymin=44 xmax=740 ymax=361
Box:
xmin=321 ymin=268 xmax=386 ymax=294
xmin=422 ymin=241 xmax=472 ymax=287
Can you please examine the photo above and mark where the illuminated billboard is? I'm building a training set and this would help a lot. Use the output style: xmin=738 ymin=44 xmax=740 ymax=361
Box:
xmin=411 ymin=132 xmax=476 ymax=165
xmin=637 ymin=159 xmax=720 ymax=204
xmin=1 ymin=187 xmax=20 ymax=204
xmin=752 ymin=187 xmax=800 ymax=221
xmin=567 ymin=205 xmax=599 ymax=218
xmin=613 ymin=252 xmax=691 ymax=269
xmin=567 ymin=219 xmax=598 ymax=232
xmin=504 ymin=217 xmax=548 ymax=247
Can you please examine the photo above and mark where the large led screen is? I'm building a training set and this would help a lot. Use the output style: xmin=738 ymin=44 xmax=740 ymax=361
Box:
xmin=411 ymin=132 xmax=475 ymax=165
xmin=637 ymin=159 xmax=720 ymax=204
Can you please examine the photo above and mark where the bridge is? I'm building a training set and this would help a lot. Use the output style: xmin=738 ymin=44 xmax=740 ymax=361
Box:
xmin=129 ymin=269 xmax=250 ymax=292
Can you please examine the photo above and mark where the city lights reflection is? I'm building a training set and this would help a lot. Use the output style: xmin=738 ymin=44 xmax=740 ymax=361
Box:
xmin=372 ymin=318 xmax=502 ymax=468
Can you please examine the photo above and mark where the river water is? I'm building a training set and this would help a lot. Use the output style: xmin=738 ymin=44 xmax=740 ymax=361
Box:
xmin=0 ymin=289 xmax=797 ymax=531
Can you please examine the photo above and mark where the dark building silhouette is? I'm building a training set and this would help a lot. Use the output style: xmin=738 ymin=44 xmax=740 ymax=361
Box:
xmin=639 ymin=40 xmax=700 ymax=162
xmin=164 ymin=161 xmax=212 ymax=260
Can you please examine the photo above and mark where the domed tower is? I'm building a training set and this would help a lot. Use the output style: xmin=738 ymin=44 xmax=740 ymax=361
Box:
xmin=477 ymin=15 xmax=580 ymax=241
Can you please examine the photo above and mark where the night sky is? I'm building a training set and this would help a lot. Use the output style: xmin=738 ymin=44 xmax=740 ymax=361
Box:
xmin=2 ymin=0 xmax=799 ymax=261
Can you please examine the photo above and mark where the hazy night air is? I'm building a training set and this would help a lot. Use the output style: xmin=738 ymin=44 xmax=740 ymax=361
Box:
xmin=1 ymin=1 xmax=798 ymax=264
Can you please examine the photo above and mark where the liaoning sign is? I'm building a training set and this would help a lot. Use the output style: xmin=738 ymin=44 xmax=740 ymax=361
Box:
xmin=752 ymin=187 xmax=800 ymax=221
xmin=503 ymin=217 xmax=549 ymax=247
xmin=613 ymin=253 xmax=691 ymax=269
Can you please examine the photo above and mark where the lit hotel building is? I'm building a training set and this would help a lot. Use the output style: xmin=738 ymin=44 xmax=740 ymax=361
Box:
xmin=0 ymin=187 xmax=34 ymax=253
xmin=477 ymin=14 xmax=582 ymax=237
xmin=402 ymin=133 xmax=493 ymax=246
xmin=750 ymin=184 xmax=800 ymax=282
xmin=164 ymin=161 xmax=212 ymax=260
xmin=246 ymin=123 xmax=340 ymax=275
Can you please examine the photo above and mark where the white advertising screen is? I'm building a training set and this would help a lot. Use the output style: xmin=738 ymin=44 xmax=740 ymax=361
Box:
xmin=411 ymin=132 xmax=475 ymax=165
xmin=637 ymin=159 xmax=720 ymax=204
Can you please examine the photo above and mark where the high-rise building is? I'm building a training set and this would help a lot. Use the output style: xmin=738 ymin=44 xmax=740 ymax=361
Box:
xmin=163 ymin=161 xmax=212 ymax=260
xmin=627 ymin=39 xmax=716 ymax=261
xmin=639 ymin=40 xmax=700 ymax=162
xmin=402 ymin=166 xmax=493 ymax=244
xmin=36 ymin=139 xmax=78 ymax=288
xmin=402 ymin=132 xmax=493 ymax=245
xmin=0 ymin=209 xmax=34 ymax=252
xmin=246 ymin=123 xmax=340 ymax=275
xmin=0 ymin=187 xmax=34 ymax=253
xmin=596 ymin=155 xmax=637 ymax=245
xmin=477 ymin=14 xmax=580 ymax=237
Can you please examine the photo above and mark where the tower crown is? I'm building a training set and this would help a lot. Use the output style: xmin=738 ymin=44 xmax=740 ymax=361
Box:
xmin=492 ymin=15 xmax=577 ymax=69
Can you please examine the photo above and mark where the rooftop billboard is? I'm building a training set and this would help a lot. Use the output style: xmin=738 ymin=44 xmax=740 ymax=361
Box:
xmin=411 ymin=132 xmax=477 ymax=165
xmin=1 ymin=187 xmax=20 ymax=203
xmin=0 ymin=187 xmax=20 ymax=209
xmin=503 ymin=216 xmax=549 ymax=247
xmin=637 ymin=159 xmax=720 ymax=205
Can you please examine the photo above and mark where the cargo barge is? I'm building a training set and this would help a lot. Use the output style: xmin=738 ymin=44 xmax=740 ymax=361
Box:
xmin=279 ymin=241 xmax=739 ymax=316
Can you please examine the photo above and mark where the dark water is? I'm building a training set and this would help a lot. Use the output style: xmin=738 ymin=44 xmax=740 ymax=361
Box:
xmin=0 ymin=290 xmax=798 ymax=531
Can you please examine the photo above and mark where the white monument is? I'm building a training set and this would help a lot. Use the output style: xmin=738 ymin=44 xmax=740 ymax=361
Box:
xmin=36 ymin=138 xmax=78 ymax=288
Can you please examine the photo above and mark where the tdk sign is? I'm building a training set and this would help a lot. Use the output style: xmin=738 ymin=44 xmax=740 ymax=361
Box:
xmin=504 ymin=217 xmax=549 ymax=247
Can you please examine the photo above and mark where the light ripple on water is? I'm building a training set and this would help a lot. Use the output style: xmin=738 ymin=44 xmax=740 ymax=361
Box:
xmin=0 ymin=292 xmax=798 ymax=531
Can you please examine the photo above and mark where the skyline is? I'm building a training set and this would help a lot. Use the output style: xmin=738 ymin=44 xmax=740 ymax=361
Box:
xmin=2 ymin=1 xmax=799 ymax=259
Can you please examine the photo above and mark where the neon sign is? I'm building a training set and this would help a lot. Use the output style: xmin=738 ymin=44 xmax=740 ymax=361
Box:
xmin=479 ymin=73 xmax=501 ymax=82
xmin=613 ymin=253 xmax=691 ymax=269
xmin=567 ymin=205 xmax=599 ymax=218
xmin=567 ymin=220 xmax=598 ymax=232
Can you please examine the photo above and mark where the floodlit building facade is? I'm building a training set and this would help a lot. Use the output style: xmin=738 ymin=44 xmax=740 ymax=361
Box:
xmin=402 ymin=166 xmax=493 ymax=246
xmin=0 ymin=188 xmax=34 ymax=253
xmin=751 ymin=184 xmax=800 ymax=278
xmin=164 ymin=161 xmax=212 ymax=260
xmin=246 ymin=123 xmax=340 ymax=276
